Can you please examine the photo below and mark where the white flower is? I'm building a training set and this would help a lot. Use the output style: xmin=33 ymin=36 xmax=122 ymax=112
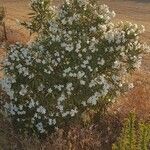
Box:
xmin=61 ymin=18 xmax=67 ymax=25
xmin=54 ymin=84 xmax=64 ymax=91
xmin=66 ymin=83 xmax=74 ymax=95
xmin=0 ymin=77 xmax=15 ymax=99
xmin=98 ymin=58 xmax=105 ymax=65
xmin=53 ymin=119 xmax=56 ymax=125
xmin=42 ymin=60 xmax=46 ymax=64
xmin=80 ymin=80 xmax=86 ymax=85
xmin=36 ymin=59 xmax=41 ymax=63
xmin=38 ymin=84 xmax=45 ymax=91
xmin=77 ymin=71 xmax=85 ymax=79
xmin=36 ymin=122 xmax=45 ymax=133
xmin=62 ymin=111 xmax=69 ymax=117
xmin=89 ymin=79 xmax=97 ymax=88
xmin=64 ymin=67 xmax=71 ymax=73
xmin=70 ymin=108 xmax=78 ymax=117
xmin=113 ymin=60 xmax=121 ymax=69
xmin=83 ymin=60 xmax=89 ymax=65
xmin=68 ymin=17 xmax=74 ymax=25
xmin=133 ymin=57 xmax=142 ymax=69
xmin=29 ymin=73 xmax=35 ymax=79
xmin=87 ymin=92 xmax=101 ymax=105
xmin=88 ymin=66 xmax=93 ymax=72
xmin=128 ymin=83 xmax=134 ymax=89
xmin=76 ymin=42 xmax=81 ymax=49
xmin=37 ymin=106 xmax=46 ymax=114
xmin=98 ymin=25 xmax=107 ymax=32
xmin=28 ymin=99 xmax=35 ymax=108
xmin=81 ymin=101 xmax=87 ymax=106
xmin=48 ymin=88 xmax=52 ymax=93
xmin=111 ymin=11 xmax=116 ymax=18
xmin=58 ymin=93 xmax=66 ymax=102
xmin=19 ymin=85 xmax=28 ymax=96
xmin=89 ymin=26 xmax=96 ymax=32
xmin=4 ymin=102 xmax=18 ymax=115
xmin=57 ymin=104 xmax=64 ymax=112
xmin=48 ymin=118 xmax=53 ymax=125
xmin=78 ymin=53 xmax=82 ymax=58
xmin=140 ymin=25 xmax=145 ymax=33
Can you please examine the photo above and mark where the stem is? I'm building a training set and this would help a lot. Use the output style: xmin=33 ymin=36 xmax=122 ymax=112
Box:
xmin=3 ymin=21 xmax=7 ymax=40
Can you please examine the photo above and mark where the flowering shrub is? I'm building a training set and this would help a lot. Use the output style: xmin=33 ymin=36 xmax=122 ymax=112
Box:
xmin=1 ymin=0 xmax=149 ymax=136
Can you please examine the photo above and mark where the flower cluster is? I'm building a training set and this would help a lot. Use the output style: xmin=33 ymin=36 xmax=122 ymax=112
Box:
xmin=1 ymin=0 xmax=149 ymax=136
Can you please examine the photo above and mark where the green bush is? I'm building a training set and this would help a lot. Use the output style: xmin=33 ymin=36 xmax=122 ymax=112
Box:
xmin=0 ymin=0 xmax=149 ymax=136
xmin=112 ymin=113 xmax=150 ymax=150
xmin=21 ymin=0 xmax=55 ymax=34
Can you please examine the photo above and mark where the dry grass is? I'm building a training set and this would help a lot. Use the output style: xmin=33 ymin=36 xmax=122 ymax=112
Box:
xmin=0 ymin=0 xmax=150 ymax=149
xmin=110 ymin=70 xmax=150 ymax=120
xmin=0 ymin=112 xmax=102 ymax=150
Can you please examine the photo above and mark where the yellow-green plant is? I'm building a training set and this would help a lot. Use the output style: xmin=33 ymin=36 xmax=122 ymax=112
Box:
xmin=138 ymin=123 xmax=150 ymax=150
xmin=112 ymin=113 xmax=150 ymax=150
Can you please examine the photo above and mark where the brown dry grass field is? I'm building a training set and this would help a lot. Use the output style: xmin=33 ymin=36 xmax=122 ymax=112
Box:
xmin=0 ymin=0 xmax=150 ymax=149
